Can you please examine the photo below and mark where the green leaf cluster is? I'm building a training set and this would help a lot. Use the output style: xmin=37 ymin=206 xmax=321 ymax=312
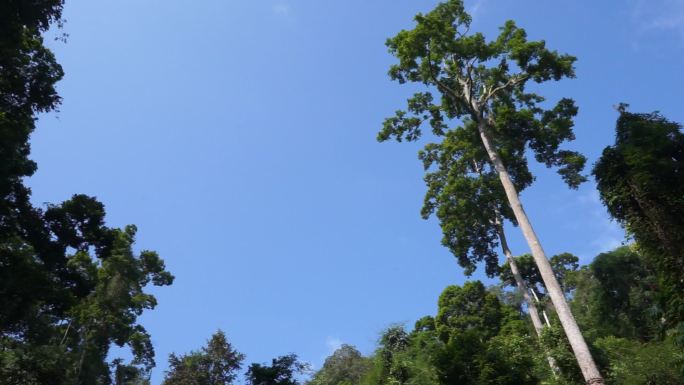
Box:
xmin=246 ymin=354 xmax=309 ymax=385
xmin=163 ymin=331 xmax=245 ymax=385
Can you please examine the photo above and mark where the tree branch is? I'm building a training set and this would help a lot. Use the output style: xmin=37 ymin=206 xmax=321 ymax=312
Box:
xmin=426 ymin=42 xmax=461 ymax=101
xmin=480 ymin=73 xmax=528 ymax=104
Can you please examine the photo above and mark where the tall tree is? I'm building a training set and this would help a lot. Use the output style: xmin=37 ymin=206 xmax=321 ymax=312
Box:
xmin=0 ymin=2 xmax=175 ymax=382
xmin=163 ymin=330 xmax=244 ymax=385
xmin=407 ymin=107 xmax=558 ymax=371
xmin=378 ymin=1 xmax=602 ymax=382
xmin=416 ymin=130 xmax=557 ymax=371
xmin=593 ymin=108 xmax=684 ymax=333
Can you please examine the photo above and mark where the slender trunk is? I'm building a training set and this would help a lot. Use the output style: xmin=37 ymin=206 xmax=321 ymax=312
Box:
xmin=496 ymin=216 xmax=545 ymax=334
xmin=75 ymin=327 xmax=87 ymax=385
xmin=60 ymin=320 xmax=72 ymax=346
xmin=530 ymin=288 xmax=552 ymax=327
xmin=495 ymin=215 xmax=559 ymax=376
xmin=478 ymin=121 xmax=604 ymax=384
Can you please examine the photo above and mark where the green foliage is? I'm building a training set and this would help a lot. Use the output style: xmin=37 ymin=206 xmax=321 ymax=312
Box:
xmin=593 ymin=109 xmax=684 ymax=333
xmin=378 ymin=0 xmax=586 ymax=277
xmin=360 ymin=323 xmax=439 ymax=385
xmin=593 ymin=336 xmax=683 ymax=385
xmin=434 ymin=282 xmax=541 ymax=385
xmin=362 ymin=282 xmax=546 ymax=385
xmin=358 ymin=244 xmax=684 ymax=384
xmin=0 ymin=195 xmax=174 ymax=384
xmin=246 ymin=354 xmax=309 ymax=385
xmin=163 ymin=330 xmax=244 ymax=385
xmin=500 ymin=253 xmax=580 ymax=299
xmin=0 ymin=3 xmax=174 ymax=384
xmin=571 ymin=247 xmax=663 ymax=342
xmin=308 ymin=345 xmax=371 ymax=385
xmin=112 ymin=359 xmax=152 ymax=385
xmin=478 ymin=333 xmax=540 ymax=385
xmin=436 ymin=281 xmax=504 ymax=341
xmin=563 ymin=246 xmax=684 ymax=383
xmin=538 ymin=324 xmax=584 ymax=384
xmin=0 ymin=0 xmax=68 ymax=340
xmin=0 ymin=0 xmax=64 ymax=214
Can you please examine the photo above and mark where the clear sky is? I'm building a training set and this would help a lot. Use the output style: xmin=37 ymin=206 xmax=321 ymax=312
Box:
xmin=30 ymin=0 xmax=684 ymax=383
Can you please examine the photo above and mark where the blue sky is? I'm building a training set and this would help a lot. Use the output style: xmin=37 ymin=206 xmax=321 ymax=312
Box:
xmin=31 ymin=0 xmax=684 ymax=383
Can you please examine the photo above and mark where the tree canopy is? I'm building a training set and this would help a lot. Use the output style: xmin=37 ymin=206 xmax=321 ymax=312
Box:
xmin=307 ymin=345 xmax=371 ymax=385
xmin=378 ymin=0 xmax=585 ymax=277
xmin=163 ymin=330 xmax=244 ymax=385
xmin=246 ymin=354 xmax=309 ymax=385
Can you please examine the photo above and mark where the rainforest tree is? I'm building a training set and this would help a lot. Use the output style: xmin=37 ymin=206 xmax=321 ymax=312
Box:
xmin=378 ymin=1 xmax=602 ymax=382
xmin=0 ymin=2 xmax=175 ymax=383
xmin=593 ymin=108 xmax=684 ymax=334
xmin=0 ymin=195 xmax=174 ymax=383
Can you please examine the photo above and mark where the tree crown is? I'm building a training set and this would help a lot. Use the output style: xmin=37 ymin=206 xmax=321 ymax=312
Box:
xmin=378 ymin=0 xmax=586 ymax=276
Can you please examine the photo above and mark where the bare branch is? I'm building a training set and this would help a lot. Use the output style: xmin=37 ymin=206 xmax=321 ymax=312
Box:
xmin=455 ymin=24 xmax=470 ymax=39
xmin=426 ymin=42 xmax=461 ymax=101
xmin=480 ymin=73 xmax=528 ymax=104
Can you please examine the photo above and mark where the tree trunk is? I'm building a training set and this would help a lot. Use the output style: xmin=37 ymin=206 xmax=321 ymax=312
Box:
xmin=478 ymin=121 xmax=604 ymax=384
xmin=530 ymin=288 xmax=552 ymax=327
xmin=495 ymin=216 xmax=559 ymax=376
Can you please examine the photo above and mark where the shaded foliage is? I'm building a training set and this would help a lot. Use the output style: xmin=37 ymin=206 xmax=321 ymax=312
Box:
xmin=0 ymin=196 xmax=174 ymax=384
xmin=0 ymin=0 xmax=64 ymax=194
xmin=0 ymin=2 xmax=174 ymax=384
xmin=592 ymin=336 xmax=683 ymax=385
xmin=571 ymin=247 xmax=661 ymax=341
xmin=593 ymin=109 xmax=684 ymax=333
xmin=246 ymin=354 xmax=309 ymax=385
